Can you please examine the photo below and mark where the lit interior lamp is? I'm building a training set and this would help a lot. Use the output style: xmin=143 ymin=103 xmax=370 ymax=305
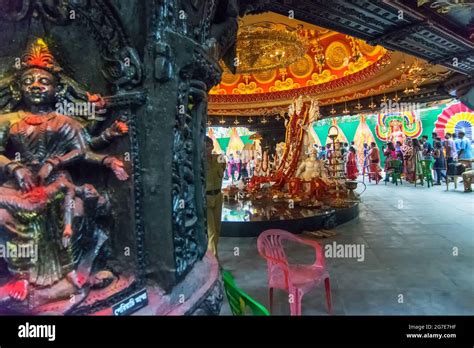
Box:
xmin=368 ymin=96 xmax=377 ymax=110
xmin=219 ymin=116 xmax=226 ymax=125
xmin=247 ymin=117 xmax=253 ymax=123
xmin=392 ymin=92 xmax=401 ymax=103
xmin=342 ymin=101 xmax=350 ymax=114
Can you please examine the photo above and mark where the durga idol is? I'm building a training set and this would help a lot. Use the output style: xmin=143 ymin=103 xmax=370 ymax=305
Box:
xmin=0 ymin=39 xmax=128 ymax=311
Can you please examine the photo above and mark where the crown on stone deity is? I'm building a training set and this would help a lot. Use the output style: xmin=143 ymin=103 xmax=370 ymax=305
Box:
xmin=20 ymin=38 xmax=62 ymax=73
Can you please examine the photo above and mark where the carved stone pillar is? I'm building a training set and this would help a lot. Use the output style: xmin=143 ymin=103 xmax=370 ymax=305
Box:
xmin=0 ymin=0 xmax=242 ymax=315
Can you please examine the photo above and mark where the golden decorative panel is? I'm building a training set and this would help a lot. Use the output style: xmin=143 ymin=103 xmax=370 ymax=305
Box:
xmin=357 ymin=39 xmax=381 ymax=56
xmin=253 ymin=69 xmax=278 ymax=84
xmin=306 ymin=70 xmax=337 ymax=86
xmin=221 ymin=72 xmax=241 ymax=86
xmin=289 ymin=54 xmax=314 ymax=78
xmin=233 ymin=82 xmax=264 ymax=94
xmin=235 ymin=22 xmax=308 ymax=73
xmin=269 ymin=78 xmax=301 ymax=92
xmin=325 ymin=41 xmax=350 ymax=70
xmin=210 ymin=84 xmax=227 ymax=95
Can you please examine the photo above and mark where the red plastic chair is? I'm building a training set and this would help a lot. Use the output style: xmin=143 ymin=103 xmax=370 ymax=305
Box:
xmin=257 ymin=229 xmax=332 ymax=315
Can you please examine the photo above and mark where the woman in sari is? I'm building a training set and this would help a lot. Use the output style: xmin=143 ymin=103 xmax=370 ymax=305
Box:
xmin=346 ymin=146 xmax=359 ymax=180
xmin=405 ymin=139 xmax=423 ymax=183
xmin=368 ymin=142 xmax=383 ymax=183
xmin=383 ymin=142 xmax=398 ymax=182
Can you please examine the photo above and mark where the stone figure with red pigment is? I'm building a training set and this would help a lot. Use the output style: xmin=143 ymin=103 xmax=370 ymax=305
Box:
xmin=0 ymin=39 xmax=129 ymax=313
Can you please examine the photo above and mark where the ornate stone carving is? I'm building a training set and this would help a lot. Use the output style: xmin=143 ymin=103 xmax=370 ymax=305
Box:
xmin=0 ymin=39 xmax=130 ymax=313
xmin=189 ymin=279 xmax=224 ymax=315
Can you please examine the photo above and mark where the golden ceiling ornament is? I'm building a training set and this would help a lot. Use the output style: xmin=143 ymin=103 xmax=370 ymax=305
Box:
xmin=417 ymin=0 xmax=472 ymax=13
xmin=209 ymin=84 xmax=227 ymax=95
xmin=342 ymin=101 xmax=350 ymax=114
xmin=221 ymin=72 xmax=241 ymax=86
xmin=289 ymin=54 xmax=314 ymax=79
xmin=269 ymin=77 xmax=301 ymax=92
xmin=233 ymin=22 xmax=308 ymax=74
xmin=393 ymin=91 xmax=401 ymax=103
xmin=401 ymin=58 xmax=451 ymax=94
xmin=232 ymin=81 xmax=264 ymax=94
xmin=368 ymin=96 xmax=377 ymax=110
xmin=248 ymin=117 xmax=253 ymax=123
xmin=306 ymin=69 xmax=337 ymax=86
xmin=355 ymin=99 xmax=363 ymax=110
xmin=330 ymin=104 xmax=337 ymax=115
xmin=253 ymin=69 xmax=277 ymax=84
xmin=357 ymin=39 xmax=381 ymax=56
xmin=234 ymin=116 xmax=240 ymax=125
xmin=325 ymin=41 xmax=350 ymax=70
xmin=219 ymin=116 xmax=226 ymax=125
xmin=344 ymin=56 xmax=371 ymax=75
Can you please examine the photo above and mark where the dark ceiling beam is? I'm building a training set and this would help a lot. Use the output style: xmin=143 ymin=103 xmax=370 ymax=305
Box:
xmin=257 ymin=0 xmax=474 ymax=76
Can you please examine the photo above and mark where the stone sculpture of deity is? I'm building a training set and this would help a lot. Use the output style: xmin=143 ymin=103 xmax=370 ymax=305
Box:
xmin=0 ymin=39 xmax=129 ymax=313
xmin=295 ymin=147 xmax=327 ymax=181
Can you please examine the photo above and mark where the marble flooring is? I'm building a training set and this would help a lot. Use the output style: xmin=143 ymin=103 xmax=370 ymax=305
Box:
xmin=219 ymin=179 xmax=474 ymax=315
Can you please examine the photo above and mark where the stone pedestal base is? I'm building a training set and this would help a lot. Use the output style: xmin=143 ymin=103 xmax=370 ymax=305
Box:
xmin=92 ymin=251 xmax=223 ymax=316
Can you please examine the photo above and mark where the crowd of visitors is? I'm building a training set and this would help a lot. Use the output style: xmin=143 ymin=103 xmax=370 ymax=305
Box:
xmin=307 ymin=131 xmax=473 ymax=191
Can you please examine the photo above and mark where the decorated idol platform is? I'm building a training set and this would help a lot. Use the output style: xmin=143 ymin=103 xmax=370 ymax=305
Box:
xmin=215 ymin=97 xmax=362 ymax=237
xmin=221 ymin=198 xmax=359 ymax=237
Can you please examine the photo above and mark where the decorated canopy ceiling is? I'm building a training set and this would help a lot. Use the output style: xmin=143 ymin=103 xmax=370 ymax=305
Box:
xmin=211 ymin=24 xmax=387 ymax=95
xmin=208 ymin=12 xmax=450 ymax=117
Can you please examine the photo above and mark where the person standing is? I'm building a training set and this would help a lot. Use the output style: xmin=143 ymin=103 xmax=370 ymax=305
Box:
xmin=206 ymin=137 xmax=226 ymax=258
xmin=433 ymin=141 xmax=447 ymax=185
xmin=227 ymin=153 xmax=234 ymax=182
xmin=346 ymin=146 xmax=359 ymax=180
xmin=318 ymin=146 xmax=327 ymax=160
xmin=383 ymin=142 xmax=398 ymax=182
xmin=458 ymin=131 xmax=472 ymax=160
xmin=326 ymin=143 xmax=332 ymax=159
xmin=453 ymin=133 xmax=461 ymax=153
xmin=350 ymin=141 xmax=356 ymax=150
xmin=249 ymin=156 xmax=255 ymax=177
xmin=421 ymin=135 xmax=433 ymax=160
xmin=444 ymin=132 xmax=457 ymax=164
xmin=412 ymin=138 xmax=424 ymax=183
xmin=368 ymin=142 xmax=382 ymax=182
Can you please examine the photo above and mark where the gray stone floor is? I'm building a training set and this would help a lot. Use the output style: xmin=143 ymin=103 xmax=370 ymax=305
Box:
xmin=219 ymin=180 xmax=474 ymax=315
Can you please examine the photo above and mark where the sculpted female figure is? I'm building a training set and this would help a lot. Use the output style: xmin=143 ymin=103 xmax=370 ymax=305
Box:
xmin=0 ymin=39 xmax=128 ymax=309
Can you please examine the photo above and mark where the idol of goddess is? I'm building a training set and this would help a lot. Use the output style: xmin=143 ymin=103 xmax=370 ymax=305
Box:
xmin=389 ymin=120 xmax=406 ymax=144
xmin=295 ymin=147 xmax=327 ymax=181
xmin=0 ymin=39 xmax=128 ymax=308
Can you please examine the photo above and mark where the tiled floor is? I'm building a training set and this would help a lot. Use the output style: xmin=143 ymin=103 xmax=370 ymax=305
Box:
xmin=219 ymin=180 xmax=474 ymax=315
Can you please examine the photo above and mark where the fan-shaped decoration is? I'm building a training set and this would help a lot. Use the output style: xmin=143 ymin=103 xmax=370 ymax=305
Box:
xmin=375 ymin=112 xmax=422 ymax=142
xmin=434 ymin=102 xmax=474 ymax=141
xmin=353 ymin=115 xmax=377 ymax=169
xmin=308 ymin=126 xmax=322 ymax=147
xmin=226 ymin=127 xmax=245 ymax=155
